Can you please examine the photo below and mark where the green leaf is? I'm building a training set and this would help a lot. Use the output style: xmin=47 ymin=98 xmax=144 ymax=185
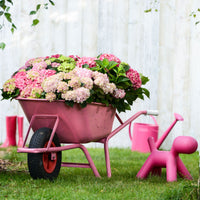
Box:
xmin=10 ymin=23 xmax=16 ymax=33
xmin=36 ymin=4 xmax=41 ymax=11
xmin=119 ymin=62 xmax=130 ymax=72
xmin=140 ymin=74 xmax=149 ymax=85
xmin=82 ymin=64 xmax=89 ymax=68
xmin=12 ymin=23 xmax=16 ymax=29
xmin=44 ymin=3 xmax=48 ymax=9
xmin=117 ymin=76 xmax=130 ymax=84
xmin=29 ymin=10 xmax=36 ymax=15
xmin=32 ymin=19 xmax=40 ymax=26
xmin=195 ymin=21 xmax=200 ymax=25
xmin=144 ymin=9 xmax=152 ymax=13
xmin=0 ymin=42 xmax=6 ymax=50
xmin=4 ymin=12 xmax=12 ymax=23
xmin=80 ymin=101 xmax=87 ymax=108
xmin=49 ymin=0 xmax=55 ymax=6
xmin=6 ymin=6 xmax=10 ymax=12
xmin=142 ymin=88 xmax=150 ymax=98
xmin=95 ymin=60 xmax=104 ymax=68
xmin=65 ymin=100 xmax=74 ymax=107
xmin=7 ymin=0 xmax=13 ymax=5
xmin=102 ymin=58 xmax=109 ymax=67
xmin=107 ymin=61 xmax=118 ymax=70
xmin=0 ymin=11 xmax=3 ymax=16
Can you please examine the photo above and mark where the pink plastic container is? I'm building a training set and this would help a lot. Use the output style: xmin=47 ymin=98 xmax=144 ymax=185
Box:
xmin=129 ymin=116 xmax=158 ymax=153
xmin=17 ymin=98 xmax=116 ymax=143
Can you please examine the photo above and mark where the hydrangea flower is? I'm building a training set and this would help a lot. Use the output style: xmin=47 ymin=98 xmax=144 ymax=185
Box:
xmin=126 ymin=68 xmax=142 ymax=89
xmin=25 ymin=57 xmax=45 ymax=67
xmin=99 ymin=53 xmax=121 ymax=64
xmin=74 ymin=67 xmax=93 ymax=78
xmin=2 ymin=78 xmax=16 ymax=94
xmin=32 ymin=61 xmax=47 ymax=70
xmin=30 ymin=87 xmax=43 ymax=98
xmin=76 ymin=57 xmax=97 ymax=68
xmin=113 ymin=89 xmax=126 ymax=99
xmin=62 ymin=87 xmax=90 ymax=103
xmin=45 ymin=92 xmax=57 ymax=102
xmin=57 ymin=81 xmax=69 ymax=93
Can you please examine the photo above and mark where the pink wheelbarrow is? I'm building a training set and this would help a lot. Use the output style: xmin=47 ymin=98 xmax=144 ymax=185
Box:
xmin=17 ymin=98 xmax=158 ymax=180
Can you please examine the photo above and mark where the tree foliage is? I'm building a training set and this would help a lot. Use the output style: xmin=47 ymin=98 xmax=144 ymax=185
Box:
xmin=0 ymin=0 xmax=55 ymax=50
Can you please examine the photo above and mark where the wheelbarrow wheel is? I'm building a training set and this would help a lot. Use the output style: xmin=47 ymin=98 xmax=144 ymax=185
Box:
xmin=28 ymin=127 xmax=61 ymax=180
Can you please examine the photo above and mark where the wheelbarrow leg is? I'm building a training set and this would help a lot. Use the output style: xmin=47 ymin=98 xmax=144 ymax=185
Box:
xmin=79 ymin=144 xmax=101 ymax=178
xmin=104 ymin=140 xmax=112 ymax=178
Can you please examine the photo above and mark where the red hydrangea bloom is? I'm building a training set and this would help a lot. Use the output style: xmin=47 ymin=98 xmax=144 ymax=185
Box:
xmin=99 ymin=53 xmax=121 ymax=64
xmin=126 ymin=68 xmax=142 ymax=89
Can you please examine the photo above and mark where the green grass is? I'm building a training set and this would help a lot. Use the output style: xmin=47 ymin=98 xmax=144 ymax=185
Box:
xmin=0 ymin=147 xmax=199 ymax=200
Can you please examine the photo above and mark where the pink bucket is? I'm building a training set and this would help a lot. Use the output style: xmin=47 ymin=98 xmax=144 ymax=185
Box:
xmin=129 ymin=116 xmax=159 ymax=153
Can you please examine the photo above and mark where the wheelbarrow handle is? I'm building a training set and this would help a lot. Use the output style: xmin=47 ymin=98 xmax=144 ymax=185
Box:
xmin=146 ymin=110 xmax=159 ymax=116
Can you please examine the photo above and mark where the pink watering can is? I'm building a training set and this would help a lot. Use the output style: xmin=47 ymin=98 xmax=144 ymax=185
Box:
xmin=129 ymin=115 xmax=159 ymax=153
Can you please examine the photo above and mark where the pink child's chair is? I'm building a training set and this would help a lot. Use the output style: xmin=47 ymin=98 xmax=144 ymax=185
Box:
xmin=136 ymin=113 xmax=198 ymax=182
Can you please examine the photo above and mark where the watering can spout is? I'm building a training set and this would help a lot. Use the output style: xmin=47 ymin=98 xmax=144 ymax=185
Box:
xmin=174 ymin=113 xmax=184 ymax=121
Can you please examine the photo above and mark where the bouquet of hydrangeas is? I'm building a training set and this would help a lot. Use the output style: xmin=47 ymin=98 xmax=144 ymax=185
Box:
xmin=1 ymin=53 xmax=149 ymax=112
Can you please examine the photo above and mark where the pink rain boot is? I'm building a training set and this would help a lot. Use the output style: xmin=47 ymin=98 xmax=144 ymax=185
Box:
xmin=0 ymin=116 xmax=17 ymax=147
xmin=17 ymin=116 xmax=24 ymax=147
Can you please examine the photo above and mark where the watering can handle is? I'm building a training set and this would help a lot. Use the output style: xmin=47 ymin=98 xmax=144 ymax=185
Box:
xmin=129 ymin=114 xmax=158 ymax=140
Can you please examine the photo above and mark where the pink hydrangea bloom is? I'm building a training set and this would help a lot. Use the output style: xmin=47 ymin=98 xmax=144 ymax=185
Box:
xmin=20 ymin=85 xmax=33 ymax=98
xmin=51 ymin=54 xmax=60 ymax=58
xmin=13 ymin=71 xmax=30 ymax=90
xmin=51 ymin=62 xmax=61 ymax=68
xmin=93 ymin=71 xmax=109 ymax=88
xmin=126 ymin=68 xmax=142 ymax=89
xmin=42 ymin=76 xmax=59 ymax=93
xmin=102 ymin=83 xmax=116 ymax=94
xmin=61 ymin=87 xmax=90 ymax=103
xmin=113 ymin=89 xmax=126 ymax=99
xmin=68 ymin=77 xmax=81 ymax=89
xmin=57 ymin=81 xmax=69 ymax=93
xmin=25 ymin=57 xmax=45 ymax=67
xmin=80 ymin=77 xmax=93 ymax=89
xmin=32 ymin=61 xmax=48 ymax=70
xmin=3 ymin=78 xmax=16 ymax=94
xmin=68 ymin=55 xmax=80 ymax=61
xmin=75 ymin=87 xmax=90 ymax=103
xmin=76 ymin=57 xmax=97 ymax=68
xmin=40 ymin=69 xmax=56 ymax=78
xmin=74 ymin=67 xmax=93 ymax=78
xmin=99 ymin=53 xmax=121 ymax=64
xmin=62 ymin=91 xmax=77 ymax=102
xmin=45 ymin=92 xmax=57 ymax=102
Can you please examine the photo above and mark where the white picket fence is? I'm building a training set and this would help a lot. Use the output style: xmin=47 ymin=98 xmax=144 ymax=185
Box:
xmin=0 ymin=0 xmax=200 ymax=150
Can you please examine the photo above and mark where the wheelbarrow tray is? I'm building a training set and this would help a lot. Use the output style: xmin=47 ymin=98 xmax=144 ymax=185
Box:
xmin=17 ymin=98 xmax=116 ymax=143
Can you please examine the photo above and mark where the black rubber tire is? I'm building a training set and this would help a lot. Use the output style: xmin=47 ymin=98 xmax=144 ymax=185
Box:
xmin=28 ymin=127 xmax=61 ymax=180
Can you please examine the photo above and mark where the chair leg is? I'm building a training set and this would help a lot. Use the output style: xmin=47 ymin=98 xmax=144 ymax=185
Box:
xmin=137 ymin=156 xmax=154 ymax=179
xmin=176 ymin=156 xmax=192 ymax=180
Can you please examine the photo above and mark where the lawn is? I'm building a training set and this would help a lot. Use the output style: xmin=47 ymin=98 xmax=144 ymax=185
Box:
xmin=0 ymin=147 xmax=199 ymax=200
